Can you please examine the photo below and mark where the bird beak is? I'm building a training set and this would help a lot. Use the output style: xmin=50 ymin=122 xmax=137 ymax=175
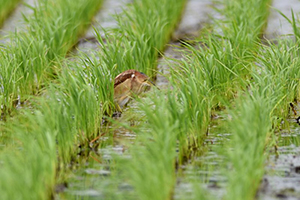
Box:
xmin=147 ymin=80 xmax=160 ymax=90
xmin=148 ymin=80 xmax=155 ymax=86
xmin=139 ymin=80 xmax=157 ymax=93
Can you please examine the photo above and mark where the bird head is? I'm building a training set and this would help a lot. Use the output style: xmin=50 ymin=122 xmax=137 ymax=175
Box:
xmin=113 ymin=69 xmax=155 ymax=110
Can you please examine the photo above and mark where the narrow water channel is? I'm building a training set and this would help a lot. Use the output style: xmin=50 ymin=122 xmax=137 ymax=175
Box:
xmin=265 ymin=0 xmax=300 ymax=38
xmin=76 ymin=0 xmax=132 ymax=53
xmin=0 ymin=0 xmax=38 ymax=43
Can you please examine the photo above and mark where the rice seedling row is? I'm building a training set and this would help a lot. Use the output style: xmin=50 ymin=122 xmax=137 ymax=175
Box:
xmin=1 ymin=0 xmax=300 ymax=199
xmin=171 ymin=1 xmax=300 ymax=200
xmin=58 ymin=0 xmax=277 ymax=198
xmin=0 ymin=0 xmax=104 ymax=199
xmin=158 ymin=1 xmax=272 ymax=200
xmin=223 ymin=34 xmax=300 ymax=199
xmin=0 ymin=0 xmax=103 ymax=116
xmin=145 ymin=0 xmax=299 ymax=199
xmin=61 ymin=0 xmax=300 ymax=199
xmin=0 ymin=0 xmax=188 ymax=199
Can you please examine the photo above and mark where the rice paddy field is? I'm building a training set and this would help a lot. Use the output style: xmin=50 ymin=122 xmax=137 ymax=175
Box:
xmin=1 ymin=0 xmax=300 ymax=199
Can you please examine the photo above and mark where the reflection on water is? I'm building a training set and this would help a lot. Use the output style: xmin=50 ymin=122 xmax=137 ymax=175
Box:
xmin=56 ymin=137 xmax=136 ymax=200
xmin=258 ymin=124 xmax=300 ymax=200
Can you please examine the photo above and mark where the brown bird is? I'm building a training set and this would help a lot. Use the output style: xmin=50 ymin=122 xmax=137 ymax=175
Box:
xmin=114 ymin=69 xmax=153 ymax=110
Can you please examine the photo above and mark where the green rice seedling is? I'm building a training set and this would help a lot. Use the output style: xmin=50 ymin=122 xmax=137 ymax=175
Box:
xmin=0 ymin=34 xmax=51 ymax=107
xmin=174 ymin=39 xmax=246 ymax=106
xmin=220 ymin=0 xmax=271 ymax=59
xmin=117 ymin=91 xmax=179 ymax=200
xmin=0 ymin=105 xmax=57 ymax=200
xmin=224 ymin=83 xmax=281 ymax=200
xmin=93 ymin=0 xmax=186 ymax=79
xmin=223 ymin=59 xmax=289 ymax=200
xmin=76 ymin=49 xmax=116 ymax=116
xmin=168 ymin=60 xmax=211 ymax=162
xmin=0 ymin=0 xmax=20 ymax=27
xmin=256 ymin=40 xmax=300 ymax=118
xmin=171 ymin=0 xmax=271 ymax=106
xmin=0 ymin=62 xmax=108 ymax=198
xmin=87 ymin=0 xmax=186 ymax=113
xmin=0 ymin=0 xmax=103 ymax=115
xmin=51 ymin=61 xmax=104 ymax=150
xmin=117 ymin=83 xmax=211 ymax=199
xmin=170 ymin=0 xmax=271 ymax=108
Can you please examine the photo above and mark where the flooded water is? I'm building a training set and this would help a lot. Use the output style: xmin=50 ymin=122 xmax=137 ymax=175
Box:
xmin=76 ymin=0 xmax=132 ymax=52
xmin=173 ymin=0 xmax=212 ymax=40
xmin=157 ymin=0 xmax=212 ymax=89
xmin=258 ymin=125 xmax=300 ymax=200
xmin=265 ymin=0 xmax=300 ymax=38
xmin=174 ymin=123 xmax=229 ymax=200
xmin=0 ymin=0 xmax=38 ymax=43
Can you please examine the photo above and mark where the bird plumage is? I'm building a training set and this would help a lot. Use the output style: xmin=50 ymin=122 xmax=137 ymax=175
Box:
xmin=114 ymin=69 xmax=152 ymax=110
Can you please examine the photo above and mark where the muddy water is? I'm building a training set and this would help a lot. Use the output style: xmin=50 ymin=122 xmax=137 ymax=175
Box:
xmin=174 ymin=123 xmax=229 ymax=200
xmin=157 ymin=0 xmax=212 ymax=89
xmin=265 ymin=0 xmax=300 ymax=38
xmin=173 ymin=0 xmax=211 ymax=40
xmin=0 ymin=0 xmax=38 ymax=43
xmin=258 ymin=125 xmax=300 ymax=200
xmin=76 ymin=0 xmax=131 ymax=53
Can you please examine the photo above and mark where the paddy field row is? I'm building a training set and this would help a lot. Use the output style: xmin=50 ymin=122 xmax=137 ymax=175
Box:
xmin=0 ymin=0 xmax=300 ymax=199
